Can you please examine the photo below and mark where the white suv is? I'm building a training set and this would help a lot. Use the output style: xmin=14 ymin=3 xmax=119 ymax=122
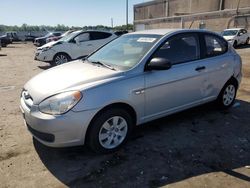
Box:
xmin=35 ymin=30 xmax=117 ymax=65
xmin=222 ymin=28 xmax=249 ymax=47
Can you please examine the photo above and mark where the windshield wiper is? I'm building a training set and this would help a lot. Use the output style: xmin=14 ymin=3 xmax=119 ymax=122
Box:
xmin=89 ymin=60 xmax=116 ymax=71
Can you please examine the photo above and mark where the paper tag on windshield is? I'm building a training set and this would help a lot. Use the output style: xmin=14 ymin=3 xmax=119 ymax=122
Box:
xmin=137 ymin=37 xmax=156 ymax=43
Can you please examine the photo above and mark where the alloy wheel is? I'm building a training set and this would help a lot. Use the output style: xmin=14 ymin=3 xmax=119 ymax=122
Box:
xmin=55 ymin=54 xmax=68 ymax=65
xmin=222 ymin=84 xmax=236 ymax=106
xmin=98 ymin=116 xmax=128 ymax=149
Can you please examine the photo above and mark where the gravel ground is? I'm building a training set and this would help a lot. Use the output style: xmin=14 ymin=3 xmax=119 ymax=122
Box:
xmin=0 ymin=42 xmax=250 ymax=188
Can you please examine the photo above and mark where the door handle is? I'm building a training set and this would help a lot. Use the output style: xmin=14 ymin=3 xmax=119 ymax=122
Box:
xmin=195 ymin=66 xmax=206 ymax=71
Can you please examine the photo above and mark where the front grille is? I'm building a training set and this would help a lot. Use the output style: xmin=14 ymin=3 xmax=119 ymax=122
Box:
xmin=27 ymin=124 xmax=55 ymax=142
xmin=21 ymin=90 xmax=33 ymax=109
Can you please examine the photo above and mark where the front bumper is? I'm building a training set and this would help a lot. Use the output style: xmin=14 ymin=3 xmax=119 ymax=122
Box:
xmin=227 ymin=40 xmax=234 ymax=45
xmin=20 ymin=96 xmax=99 ymax=147
xmin=34 ymin=50 xmax=54 ymax=62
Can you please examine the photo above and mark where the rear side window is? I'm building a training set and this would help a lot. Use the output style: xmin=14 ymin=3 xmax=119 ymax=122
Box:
xmin=90 ymin=32 xmax=112 ymax=40
xmin=204 ymin=35 xmax=227 ymax=57
xmin=54 ymin=33 xmax=61 ymax=36
xmin=153 ymin=33 xmax=200 ymax=65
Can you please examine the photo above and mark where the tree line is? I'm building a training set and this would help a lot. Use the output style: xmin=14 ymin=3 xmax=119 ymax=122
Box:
xmin=0 ymin=24 xmax=134 ymax=32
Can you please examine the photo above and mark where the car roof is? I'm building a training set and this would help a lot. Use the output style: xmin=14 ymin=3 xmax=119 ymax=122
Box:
xmin=130 ymin=29 xmax=178 ymax=35
xmin=224 ymin=28 xmax=245 ymax=31
xmin=73 ymin=30 xmax=113 ymax=34
xmin=128 ymin=29 xmax=219 ymax=36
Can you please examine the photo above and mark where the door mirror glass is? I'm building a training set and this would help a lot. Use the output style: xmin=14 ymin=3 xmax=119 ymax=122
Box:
xmin=147 ymin=58 xmax=172 ymax=71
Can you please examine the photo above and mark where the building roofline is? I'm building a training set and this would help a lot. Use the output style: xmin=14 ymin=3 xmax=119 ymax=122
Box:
xmin=134 ymin=7 xmax=250 ymax=23
xmin=134 ymin=0 xmax=165 ymax=8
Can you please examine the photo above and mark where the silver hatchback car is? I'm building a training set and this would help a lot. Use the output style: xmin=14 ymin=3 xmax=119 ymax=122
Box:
xmin=20 ymin=29 xmax=242 ymax=153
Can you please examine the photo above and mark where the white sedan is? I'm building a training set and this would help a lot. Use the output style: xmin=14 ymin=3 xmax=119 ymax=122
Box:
xmin=35 ymin=30 xmax=117 ymax=65
xmin=222 ymin=28 xmax=249 ymax=47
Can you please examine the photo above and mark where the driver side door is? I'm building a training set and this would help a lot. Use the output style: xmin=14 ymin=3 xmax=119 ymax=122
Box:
xmin=143 ymin=33 xmax=205 ymax=121
xmin=70 ymin=32 xmax=92 ymax=59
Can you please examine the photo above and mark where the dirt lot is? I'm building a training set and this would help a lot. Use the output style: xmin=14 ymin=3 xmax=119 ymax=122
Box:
xmin=0 ymin=43 xmax=250 ymax=188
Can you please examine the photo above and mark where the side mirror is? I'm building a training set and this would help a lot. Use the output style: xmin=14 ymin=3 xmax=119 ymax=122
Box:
xmin=75 ymin=37 xmax=80 ymax=45
xmin=146 ymin=57 xmax=172 ymax=71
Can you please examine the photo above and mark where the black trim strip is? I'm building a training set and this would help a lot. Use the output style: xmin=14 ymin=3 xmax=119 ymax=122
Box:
xmin=27 ymin=124 xmax=55 ymax=143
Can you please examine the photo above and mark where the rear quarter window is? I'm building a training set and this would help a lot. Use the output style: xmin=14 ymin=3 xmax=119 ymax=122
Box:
xmin=90 ymin=32 xmax=112 ymax=40
xmin=204 ymin=34 xmax=228 ymax=58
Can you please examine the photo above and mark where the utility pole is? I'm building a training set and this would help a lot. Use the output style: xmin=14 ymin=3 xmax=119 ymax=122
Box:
xmin=126 ymin=0 xmax=128 ymax=31
xmin=111 ymin=18 xmax=113 ymax=28
xmin=236 ymin=0 xmax=241 ymax=15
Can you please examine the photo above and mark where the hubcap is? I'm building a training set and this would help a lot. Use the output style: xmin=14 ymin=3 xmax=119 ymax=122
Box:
xmin=98 ymin=116 xmax=128 ymax=149
xmin=55 ymin=55 xmax=68 ymax=65
xmin=223 ymin=85 xmax=235 ymax=106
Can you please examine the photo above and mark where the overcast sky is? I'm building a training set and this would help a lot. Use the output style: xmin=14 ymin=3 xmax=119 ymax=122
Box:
xmin=0 ymin=0 xmax=150 ymax=27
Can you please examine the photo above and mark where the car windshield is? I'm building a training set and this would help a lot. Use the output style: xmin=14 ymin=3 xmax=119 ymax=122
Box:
xmin=87 ymin=34 xmax=161 ymax=71
xmin=45 ymin=33 xmax=53 ymax=37
xmin=58 ymin=31 xmax=81 ymax=42
xmin=222 ymin=30 xmax=238 ymax=36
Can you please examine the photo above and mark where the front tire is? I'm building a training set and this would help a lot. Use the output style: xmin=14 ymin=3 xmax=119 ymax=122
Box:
xmin=245 ymin=37 xmax=249 ymax=45
xmin=53 ymin=53 xmax=71 ymax=66
xmin=217 ymin=80 xmax=237 ymax=109
xmin=233 ymin=41 xmax=237 ymax=48
xmin=87 ymin=108 xmax=133 ymax=153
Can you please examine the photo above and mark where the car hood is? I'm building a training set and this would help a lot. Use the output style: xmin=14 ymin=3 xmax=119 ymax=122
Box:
xmin=0 ymin=35 xmax=7 ymax=39
xmin=223 ymin=36 xmax=235 ymax=40
xmin=35 ymin=36 xmax=46 ymax=40
xmin=24 ymin=60 xmax=122 ymax=104
xmin=38 ymin=40 xmax=60 ymax=50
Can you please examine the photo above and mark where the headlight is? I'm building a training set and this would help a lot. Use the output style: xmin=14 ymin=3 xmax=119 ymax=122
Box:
xmin=38 ymin=91 xmax=82 ymax=115
xmin=42 ymin=46 xmax=52 ymax=51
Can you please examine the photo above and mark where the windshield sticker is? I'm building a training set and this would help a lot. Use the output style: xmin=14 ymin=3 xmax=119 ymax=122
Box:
xmin=137 ymin=37 xmax=156 ymax=43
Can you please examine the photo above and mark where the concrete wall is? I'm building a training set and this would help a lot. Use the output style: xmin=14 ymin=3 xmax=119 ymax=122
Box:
xmin=224 ymin=0 xmax=250 ymax=9
xmin=134 ymin=0 xmax=250 ymax=21
xmin=169 ymin=0 xmax=221 ymax=16
xmin=134 ymin=0 xmax=167 ymax=20
xmin=134 ymin=0 xmax=250 ymax=31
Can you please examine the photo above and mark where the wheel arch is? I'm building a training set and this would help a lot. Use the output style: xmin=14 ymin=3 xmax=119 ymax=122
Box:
xmin=53 ymin=52 xmax=72 ymax=61
xmin=228 ymin=76 xmax=239 ymax=89
xmin=84 ymin=102 xmax=137 ymax=143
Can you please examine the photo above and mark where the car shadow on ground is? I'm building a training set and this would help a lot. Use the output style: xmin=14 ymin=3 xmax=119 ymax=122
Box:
xmin=38 ymin=64 xmax=55 ymax=70
xmin=33 ymin=99 xmax=250 ymax=187
xmin=0 ymin=54 xmax=7 ymax=57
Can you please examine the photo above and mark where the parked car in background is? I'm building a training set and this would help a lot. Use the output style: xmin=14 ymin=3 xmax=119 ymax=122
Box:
xmin=46 ymin=30 xmax=75 ymax=43
xmin=114 ymin=30 xmax=128 ymax=36
xmin=34 ymin=32 xmax=61 ymax=47
xmin=0 ymin=35 xmax=12 ymax=47
xmin=6 ymin=32 xmax=21 ymax=42
xmin=25 ymin=33 xmax=39 ymax=42
xmin=222 ymin=28 xmax=249 ymax=47
xmin=35 ymin=30 xmax=117 ymax=65
xmin=22 ymin=29 xmax=242 ymax=153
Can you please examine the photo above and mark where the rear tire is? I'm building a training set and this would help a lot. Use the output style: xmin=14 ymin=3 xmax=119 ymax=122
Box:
xmin=87 ymin=108 xmax=133 ymax=153
xmin=245 ymin=37 xmax=249 ymax=45
xmin=216 ymin=80 xmax=237 ymax=109
xmin=233 ymin=41 xmax=237 ymax=48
